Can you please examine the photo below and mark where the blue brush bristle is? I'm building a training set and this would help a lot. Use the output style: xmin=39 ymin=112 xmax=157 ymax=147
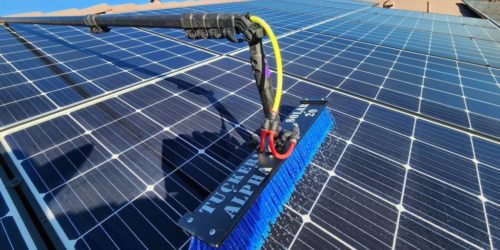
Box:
xmin=190 ymin=108 xmax=334 ymax=250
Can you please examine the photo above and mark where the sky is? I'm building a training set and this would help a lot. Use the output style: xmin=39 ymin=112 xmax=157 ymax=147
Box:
xmin=0 ymin=0 xmax=172 ymax=16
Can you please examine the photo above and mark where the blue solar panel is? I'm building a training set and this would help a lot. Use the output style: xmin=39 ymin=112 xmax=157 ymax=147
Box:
xmin=0 ymin=0 xmax=499 ymax=249
xmin=138 ymin=0 xmax=373 ymax=54
xmin=2 ymin=54 xmax=498 ymax=249
xmin=306 ymin=15 xmax=500 ymax=67
xmin=0 ymin=0 xmax=374 ymax=128
xmin=275 ymin=83 xmax=496 ymax=249
xmin=235 ymin=30 xmax=500 ymax=140
xmin=487 ymin=203 xmax=500 ymax=248
xmin=363 ymin=7 xmax=496 ymax=27
xmin=0 ymin=176 xmax=35 ymax=249
xmin=342 ymin=9 xmax=500 ymax=41
xmin=0 ymin=23 xmax=215 ymax=128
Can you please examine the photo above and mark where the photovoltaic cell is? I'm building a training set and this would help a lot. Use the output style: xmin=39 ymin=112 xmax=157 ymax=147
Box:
xmin=311 ymin=177 xmax=399 ymax=249
xmin=0 ymin=176 xmax=35 ymax=249
xmin=487 ymin=204 xmax=500 ymax=249
xmin=479 ymin=164 xmax=500 ymax=204
xmin=289 ymin=223 xmax=349 ymax=250
xmin=262 ymin=208 xmax=304 ymax=249
xmin=395 ymin=213 xmax=477 ymax=249
xmin=336 ymin=144 xmax=406 ymax=203
xmin=404 ymin=171 xmax=489 ymax=249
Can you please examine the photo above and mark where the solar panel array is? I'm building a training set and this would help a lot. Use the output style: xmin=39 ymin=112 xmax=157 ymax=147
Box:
xmin=140 ymin=0 xmax=372 ymax=54
xmin=235 ymin=30 xmax=500 ymax=140
xmin=308 ymin=16 xmax=500 ymax=68
xmin=0 ymin=0 xmax=499 ymax=249
xmin=0 ymin=24 xmax=215 ymax=128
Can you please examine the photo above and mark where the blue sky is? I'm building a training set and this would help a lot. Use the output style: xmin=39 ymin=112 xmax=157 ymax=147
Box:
xmin=0 ymin=0 xmax=168 ymax=16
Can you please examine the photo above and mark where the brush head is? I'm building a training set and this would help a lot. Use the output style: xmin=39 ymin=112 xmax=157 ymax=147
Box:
xmin=178 ymin=100 xmax=330 ymax=248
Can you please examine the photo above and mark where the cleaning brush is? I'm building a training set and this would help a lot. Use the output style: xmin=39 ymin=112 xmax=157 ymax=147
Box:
xmin=179 ymin=100 xmax=334 ymax=249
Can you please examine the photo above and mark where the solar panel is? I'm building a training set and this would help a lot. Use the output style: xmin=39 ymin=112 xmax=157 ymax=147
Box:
xmin=0 ymin=23 xmax=215 ymax=129
xmin=235 ymin=29 xmax=500 ymax=140
xmin=2 ymin=55 xmax=498 ymax=248
xmin=264 ymin=83 xmax=498 ymax=249
xmin=0 ymin=172 xmax=36 ymax=249
xmin=0 ymin=0 xmax=375 ymax=129
xmin=138 ymin=0 xmax=374 ymax=54
xmin=0 ymin=0 xmax=499 ymax=249
xmin=340 ymin=9 xmax=500 ymax=42
xmin=363 ymin=7 xmax=497 ymax=28
xmin=306 ymin=13 xmax=500 ymax=67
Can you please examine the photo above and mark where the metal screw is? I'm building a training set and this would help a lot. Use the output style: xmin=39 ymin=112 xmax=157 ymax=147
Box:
xmin=209 ymin=229 xmax=216 ymax=235
xmin=187 ymin=217 xmax=193 ymax=223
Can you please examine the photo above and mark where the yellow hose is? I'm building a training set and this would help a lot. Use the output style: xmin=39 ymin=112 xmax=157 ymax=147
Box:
xmin=249 ymin=16 xmax=282 ymax=113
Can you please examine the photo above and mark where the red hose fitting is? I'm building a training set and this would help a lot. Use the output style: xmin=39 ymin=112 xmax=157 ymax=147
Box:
xmin=259 ymin=129 xmax=296 ymax=160
xmin=259 ymin=130 xmax=268 ymax=153
xmin=268 ymin=131 xmax=295 ymax=160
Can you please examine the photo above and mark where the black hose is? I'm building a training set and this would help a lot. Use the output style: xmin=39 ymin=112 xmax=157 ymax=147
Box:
xmin=0 ymin=13 xmax=250 ymax=31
